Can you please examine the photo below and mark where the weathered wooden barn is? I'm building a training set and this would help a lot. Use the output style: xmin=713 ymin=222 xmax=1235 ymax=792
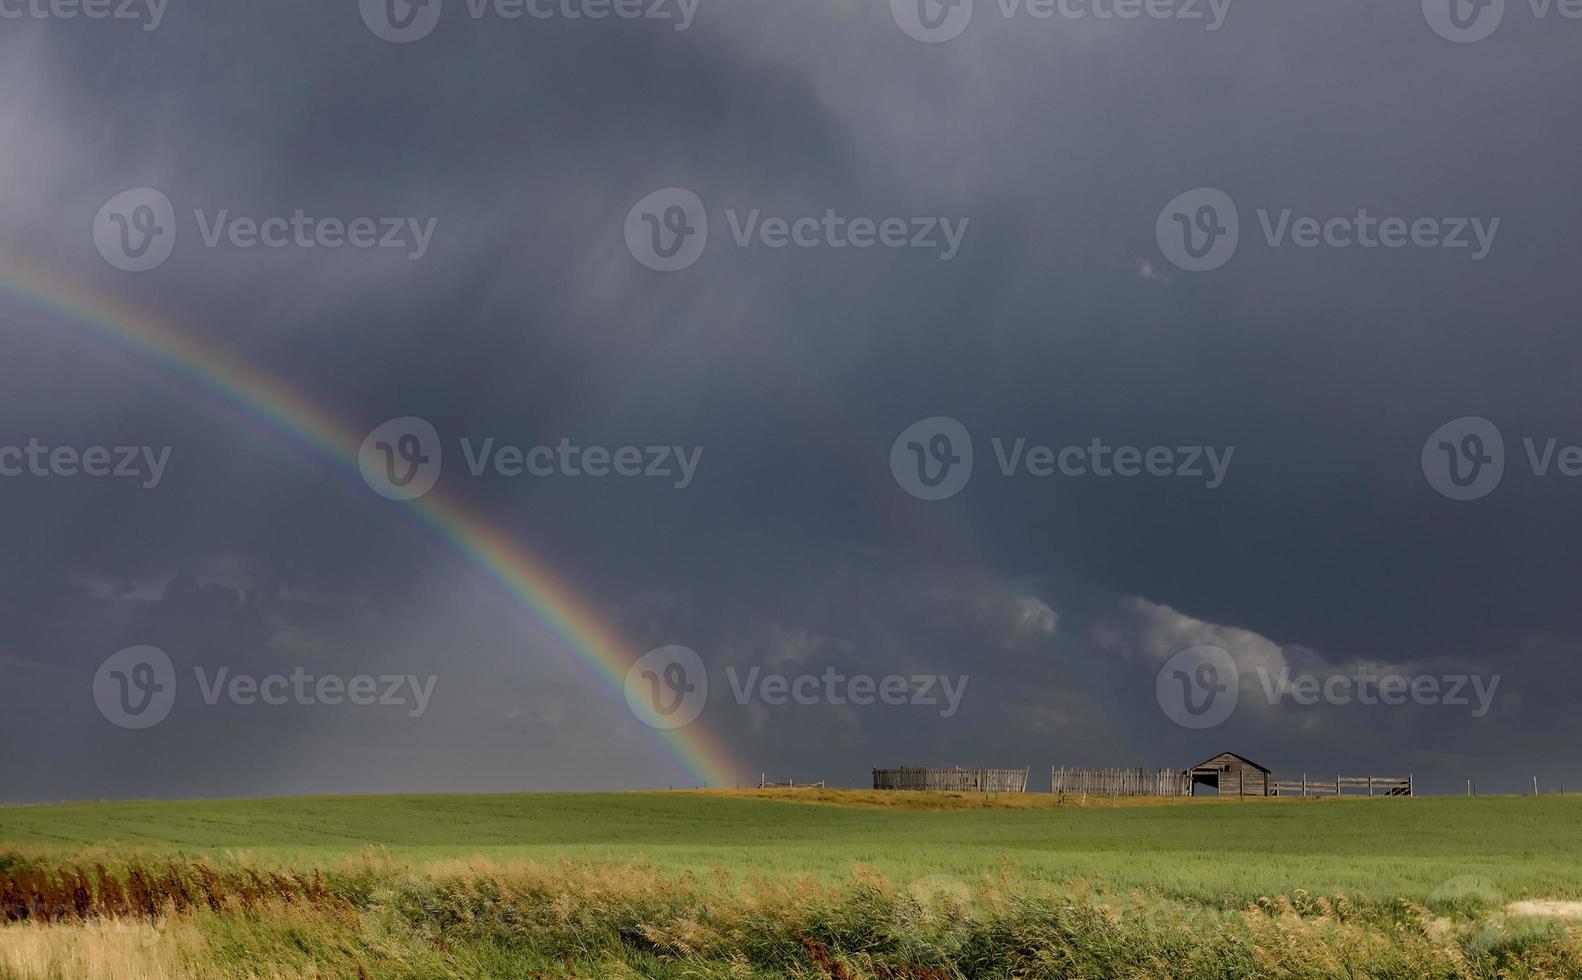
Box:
xmin=1188 ymin=751 xmax=1271 ymax=797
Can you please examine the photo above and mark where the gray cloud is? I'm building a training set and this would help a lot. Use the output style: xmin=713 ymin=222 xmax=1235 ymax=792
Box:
xmin=0 ymin=0 xmax=1577 ymax=800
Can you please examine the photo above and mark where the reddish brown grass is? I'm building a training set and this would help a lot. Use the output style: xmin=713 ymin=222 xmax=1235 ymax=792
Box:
xmin=0 ymin=861 xmax=341 ymax=924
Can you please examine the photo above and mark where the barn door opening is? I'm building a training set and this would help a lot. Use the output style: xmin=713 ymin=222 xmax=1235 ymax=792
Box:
xmin=1190 ymin=768 xmax=1223 ymax=797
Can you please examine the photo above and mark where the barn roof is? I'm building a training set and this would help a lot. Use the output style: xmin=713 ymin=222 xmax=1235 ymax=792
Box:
xmin=1188 ymin=751 xmax=1271 ymax=774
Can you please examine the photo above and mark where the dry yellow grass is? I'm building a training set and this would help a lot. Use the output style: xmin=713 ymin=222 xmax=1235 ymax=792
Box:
xmin=1508 ymin=900 xmax=1582 ymax=919
xmin=0 ymin=921 xmax=200 ymax=980
xmin=3 ymin=854 xmax=1581 ymax=978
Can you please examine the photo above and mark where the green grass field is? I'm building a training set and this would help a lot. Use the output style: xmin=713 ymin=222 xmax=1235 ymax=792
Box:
xmin=3 ymin=792 xmax=1581 ymax=905
xmin=3 ymin=792 xmax=1581 ymax=977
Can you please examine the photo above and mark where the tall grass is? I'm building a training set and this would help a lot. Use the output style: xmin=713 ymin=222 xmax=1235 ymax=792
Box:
xmin=3 ymin=855 xmax=1580 ymax=978
xmin=0 ymin=858 xmax=339 ymax=924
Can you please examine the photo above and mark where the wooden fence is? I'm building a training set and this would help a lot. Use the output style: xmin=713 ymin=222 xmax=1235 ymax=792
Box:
xmin=1051 ymin=768 xmax=1413 ymax=798
xmin=1051 ymin=767 xmax=1192 ymax=797
xmin=758 ymin=775 xmax=825 ymax=789
xmin=873 ymin=767 xmax=1030 ymax=793
xmin=1270 ymin=775 xmax=1412 ymax=797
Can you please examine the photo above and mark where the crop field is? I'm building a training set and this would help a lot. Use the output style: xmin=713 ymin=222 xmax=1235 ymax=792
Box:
xmin=3 ymin=791 xmax=1581 ymax=977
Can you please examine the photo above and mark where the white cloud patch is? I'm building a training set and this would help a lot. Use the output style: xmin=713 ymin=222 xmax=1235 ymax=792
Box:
xmin=192 ymin=553 xmax=273 ymax=600
xmin=1135 ymin=257 xmax=1172 ymax=284
xmin=1095 ymin=596 xmax=1288 ymax=681
xmin=0 ymin=37 xmax=89 ymax=233
xmin=1009 ymin=596 xmax=1058 ymax=639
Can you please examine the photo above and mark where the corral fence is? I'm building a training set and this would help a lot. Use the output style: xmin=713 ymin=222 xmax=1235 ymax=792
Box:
xmin=873 ymin=767 xmax=1030 ymax=793
xmin=758 ymin=775 xmax=826 ymax=789
xmin=1051 ymin=767 xmax=1192 ymax=797
xmin=1050 ymin=768 xmax=1413 ymax=798
xmin=1270 ymin=775 xmax=1412 ymax=797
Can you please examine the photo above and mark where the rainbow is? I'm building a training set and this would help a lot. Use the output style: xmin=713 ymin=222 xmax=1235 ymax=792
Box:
xmin=0 ymin=249 xmax=741 ymax=788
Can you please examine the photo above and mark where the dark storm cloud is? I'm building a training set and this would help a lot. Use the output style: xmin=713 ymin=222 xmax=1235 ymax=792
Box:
xmin=1 ymin=0 xmax=1578 ymax=800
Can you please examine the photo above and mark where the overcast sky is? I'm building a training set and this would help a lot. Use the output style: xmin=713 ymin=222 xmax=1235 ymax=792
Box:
xmin=2 ymin=0 xmax=1579 ymax=801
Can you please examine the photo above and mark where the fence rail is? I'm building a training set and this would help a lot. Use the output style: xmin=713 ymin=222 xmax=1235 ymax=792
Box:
xmin=873 ymin=767 xmax=1029 ymax=793
xmin=868 ymin=765 xmax=1413 ymax=798
xmin=1270 ymin=775 xmax=1412 ymax=797
xmin=758 ymin=776 xmax=825 ymax=789
xmin=1051 ymin=767 xmax=1192 ymax=797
